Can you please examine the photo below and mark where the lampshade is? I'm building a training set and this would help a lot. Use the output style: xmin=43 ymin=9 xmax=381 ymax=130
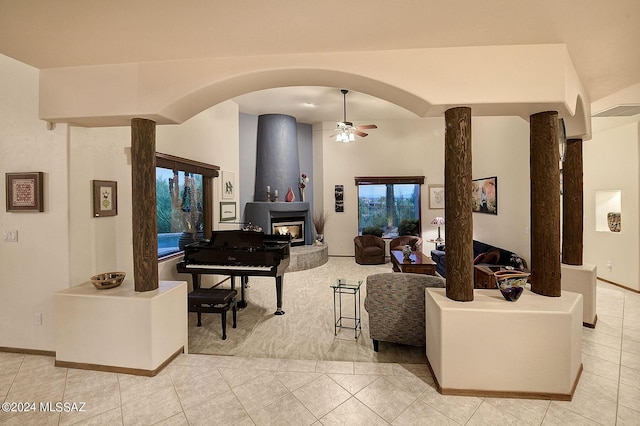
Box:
xmin=431 ymin=216 xmax=445 ymax=225
xmin=431 ymin=216 xmax=445 ymax=241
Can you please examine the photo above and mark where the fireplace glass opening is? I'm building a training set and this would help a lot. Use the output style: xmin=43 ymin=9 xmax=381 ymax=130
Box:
xmin=272 ymin=219 xmax=305 ymax=246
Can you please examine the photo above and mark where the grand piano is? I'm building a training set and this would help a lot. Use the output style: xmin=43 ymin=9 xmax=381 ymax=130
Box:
xmin=176 ymin=230 xmax=291 ymax=315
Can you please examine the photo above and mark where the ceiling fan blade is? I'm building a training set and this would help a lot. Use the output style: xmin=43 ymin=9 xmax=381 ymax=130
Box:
xmin=354 ymin=130 xmax=368 ymax=137
xmin=356 ymin=124 xmax=377 ymax=130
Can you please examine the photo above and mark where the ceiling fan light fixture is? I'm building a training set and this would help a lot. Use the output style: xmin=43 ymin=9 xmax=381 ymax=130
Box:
xmin=331 ymin=89 xmax=377 ymax=143
xmin=336 ymin=129 xmax=354 ymax=143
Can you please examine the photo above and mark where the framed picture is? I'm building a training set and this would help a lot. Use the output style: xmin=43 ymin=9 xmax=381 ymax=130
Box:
xmin=6 ymin=172 xmax=44 ymax=212
xmin=472 ymin=176 xmax=498 ymax=215
xmin=429 ymin=185 xmax=445 ymax=209
xmin=92 ymin=180 xmax=118 ymax=217
xmin=222 ymin=171 xmax=234 ymax=199
xmin=220 ymin=201 xmax=236 ymax=221
xmin=334 ymin=184 xmax=344 ymax=212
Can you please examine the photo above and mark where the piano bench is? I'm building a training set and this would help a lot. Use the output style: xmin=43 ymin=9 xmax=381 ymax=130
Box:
xmin=188 ymin=288 xmax=237 ymax=340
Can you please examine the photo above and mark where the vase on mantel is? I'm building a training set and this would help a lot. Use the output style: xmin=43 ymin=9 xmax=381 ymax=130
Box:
xmin=285 ymin=186 xmax=295 ymax=202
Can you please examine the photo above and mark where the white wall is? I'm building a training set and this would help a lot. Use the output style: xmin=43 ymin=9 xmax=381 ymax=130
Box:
xmin=316 ymin=115 xmax=531 ymax=263
xmin=0 ymin=55 xmax=70 ymax=350
xmin=584 ymin=121 xmax=640 ymax=290
xmin=68 ymin=126 xmax=133 ymax=286
xmin=472 ymin=116 xmax=531 ymax=263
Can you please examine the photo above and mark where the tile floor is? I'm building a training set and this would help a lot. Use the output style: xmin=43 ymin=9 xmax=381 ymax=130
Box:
xmin=1 ymin=280 xmax=640 ymax=425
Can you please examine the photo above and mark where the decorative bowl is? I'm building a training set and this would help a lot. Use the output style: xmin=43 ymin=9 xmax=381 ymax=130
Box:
xmin=90 ymin=272 xmax=126 ymax=290
xmin=494 ymin=270 xmax=530 ymax=302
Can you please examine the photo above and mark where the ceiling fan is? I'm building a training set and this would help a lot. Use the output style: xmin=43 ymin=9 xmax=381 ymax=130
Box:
xmin=330 ymin=89 xmax=377 ymax=142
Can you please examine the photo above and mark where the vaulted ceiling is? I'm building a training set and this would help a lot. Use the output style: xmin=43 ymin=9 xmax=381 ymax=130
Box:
xmin=1 ymin=0 xmax=638 ymax=123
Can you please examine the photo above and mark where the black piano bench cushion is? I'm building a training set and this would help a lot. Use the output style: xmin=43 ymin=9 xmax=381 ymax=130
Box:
xmin=188 ymin=288 xmax=237 ymax=340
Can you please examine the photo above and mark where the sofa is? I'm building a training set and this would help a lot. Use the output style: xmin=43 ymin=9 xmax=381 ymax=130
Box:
xmin=430 ymin=240 xmax=525 ymax=278
xmin=364 ymin=272 xmax=446 ymax=351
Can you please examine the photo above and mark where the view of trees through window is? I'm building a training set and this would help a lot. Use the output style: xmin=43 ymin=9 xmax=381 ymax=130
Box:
xmin=357 ymin=183 xmax=421 ymax=238
xmin=157 ymin=167 xmax=204 ymax=257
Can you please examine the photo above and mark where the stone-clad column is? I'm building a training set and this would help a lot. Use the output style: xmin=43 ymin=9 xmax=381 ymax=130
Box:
xmin=562 ymin=138 xmax=584 ymax=266
xmin=444 ymin=107 xmax=474 ymax=302
xmin=131 ymin=118 xmax=158 ymax=292
xmin=530 ymin=112 xmax=561 ymax=297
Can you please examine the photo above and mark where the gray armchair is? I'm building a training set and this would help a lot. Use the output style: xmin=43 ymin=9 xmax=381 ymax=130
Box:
xmin=364 ymin=272 xmax=445 ymax=351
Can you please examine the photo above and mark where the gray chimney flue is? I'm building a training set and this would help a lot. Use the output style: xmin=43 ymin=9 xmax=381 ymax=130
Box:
xmin=254 ymin=114 xmax=301 ymax=202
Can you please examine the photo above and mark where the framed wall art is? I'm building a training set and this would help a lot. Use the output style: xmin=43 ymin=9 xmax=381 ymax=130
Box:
xmin=429 ymin=184 xmax=445 ymax=209
xmin=220 ymin=201 xmax=237 ymax=221
xmin=472 ymin=176 xmax=497 ymax=215
xmin=334 ymin=184 xmax=344 ymax=212
xmin=222 ymin=171 xmax=234 ymax=199
xmin=6 ymin=172 xmax=44 ymax=212
xmin=93 ymin=180 xmax=118 ymax=217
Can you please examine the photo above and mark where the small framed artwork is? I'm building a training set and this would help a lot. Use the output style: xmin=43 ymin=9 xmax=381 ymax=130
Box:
xmin=6 ymin=172 xmax=44 ymax=212
xmin=220 ymin=201 xmax=236 ymax=221
xmin=429 ymin=185 xmax=445 ymax=209
xmin=472 ymin=176 xmax=498 ymax=215
xmin=222 ymin=171 xmax=234 ymax=199
xmin=335 ymin=184 xmax=344 ymax=212
xmin=92 ymin=180 xmax=118 ymax=217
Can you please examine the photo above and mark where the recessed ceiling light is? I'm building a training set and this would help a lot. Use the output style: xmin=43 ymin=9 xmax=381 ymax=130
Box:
xmin=303 ymin=102 xmax=316 ymax=108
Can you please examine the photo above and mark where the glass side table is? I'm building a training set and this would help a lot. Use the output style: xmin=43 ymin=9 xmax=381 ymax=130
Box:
xmin=330 ymin=278 xmax=363 ymax=339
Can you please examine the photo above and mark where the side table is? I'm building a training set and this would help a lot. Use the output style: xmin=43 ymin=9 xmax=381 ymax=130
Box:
xmin=474 ymin=264 xmax=530 ymax=289
xmin=330 ymin=278 xmax=362 ymax=339
xmin=427 ymin=239 xmax=445 ymax=250
xmin=473 ymin=264 xmax=503 ymax=289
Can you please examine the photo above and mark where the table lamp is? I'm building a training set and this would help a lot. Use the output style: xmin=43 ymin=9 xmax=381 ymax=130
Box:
xmin=431 ymin=216 xmax=445 ymax=241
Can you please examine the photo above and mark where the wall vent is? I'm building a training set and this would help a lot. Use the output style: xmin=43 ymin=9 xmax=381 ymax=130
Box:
xmin=592 ymin=104 xmax=640 ymax=118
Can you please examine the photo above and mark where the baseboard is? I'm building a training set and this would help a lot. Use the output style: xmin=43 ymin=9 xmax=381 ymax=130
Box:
xmin=597 ymin=277 xmax=640 ymax=294
xmin=583 ymin=314 xmax=598 ymax=329
xmin=0 ymin=346 xmax=56 ymax=357
xmin=425 ymin=356 xmax=583 ymax=401
xmin=54 ymin=347 xmax=184 ymax=376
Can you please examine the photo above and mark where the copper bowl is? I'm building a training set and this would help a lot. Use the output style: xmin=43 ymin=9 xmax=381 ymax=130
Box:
xmin=90 ymin=272 xmax=126 ymax=290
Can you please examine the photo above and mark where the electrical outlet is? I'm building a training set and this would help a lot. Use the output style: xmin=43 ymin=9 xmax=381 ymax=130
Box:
xmin=3 ymin=229 xmax=18 ymax=242
xmin=34 ymin=313 xmax=42 ymax=325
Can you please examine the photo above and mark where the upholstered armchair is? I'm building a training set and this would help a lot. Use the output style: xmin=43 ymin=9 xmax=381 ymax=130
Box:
xmin=389 ymin=235 xmax=423 ymax=253
xmin=354 ymin=235 xmax=386 ymax=265
xmin=364 ymin=272 xmax=445 ymax=351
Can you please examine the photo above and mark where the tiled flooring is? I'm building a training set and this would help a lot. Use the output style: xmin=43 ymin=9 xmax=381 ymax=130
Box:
xmin=2 ymin=280 xmax=640 ymax=425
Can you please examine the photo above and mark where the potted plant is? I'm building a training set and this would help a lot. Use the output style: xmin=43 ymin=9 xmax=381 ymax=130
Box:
xmin=313 ymin=211 xmax=328 ymax=244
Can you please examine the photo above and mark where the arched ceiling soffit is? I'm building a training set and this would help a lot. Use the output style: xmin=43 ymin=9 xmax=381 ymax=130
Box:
xmin=159 ymin=69 xmax=431 ymax=124
xmin=564 ymin=95 xmax=591 ymax=140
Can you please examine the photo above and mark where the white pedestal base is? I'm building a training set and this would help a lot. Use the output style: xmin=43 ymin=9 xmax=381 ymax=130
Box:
xmin=54 ymin=280 xmax=187 ymax=375
xmin=562 ymin=263 xmax=597 ymax=327
xmin=426 ymin=288 xmax=583 ymax=400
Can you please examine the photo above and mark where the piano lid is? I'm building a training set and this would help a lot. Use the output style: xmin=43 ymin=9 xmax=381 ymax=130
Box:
xmin=209 ymin=230 xmax=265 ymax=248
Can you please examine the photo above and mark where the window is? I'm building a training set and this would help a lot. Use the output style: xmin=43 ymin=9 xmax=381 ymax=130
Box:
xmin=156 ymin=153 xmax=219 ymax=258
xmin=355 ymin=176 xmax=424 ymax=238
